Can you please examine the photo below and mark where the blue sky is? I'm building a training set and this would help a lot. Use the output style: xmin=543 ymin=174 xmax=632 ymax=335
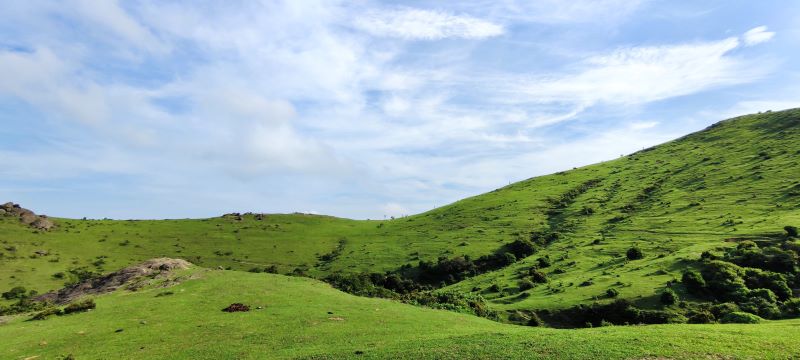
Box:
xmin=1 ymin=0 xmax=799 ymax=219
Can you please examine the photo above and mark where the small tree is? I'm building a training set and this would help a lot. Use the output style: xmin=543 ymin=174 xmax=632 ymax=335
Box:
xmin=626 ymin=247 xmax=644 ymax=260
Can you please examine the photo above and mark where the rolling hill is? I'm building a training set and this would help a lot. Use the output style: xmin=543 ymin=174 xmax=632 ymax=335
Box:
xmin=2 ymin=108 xmax=800 ymax=358
xmin=1 ymin=266 xmax=799 ymax=359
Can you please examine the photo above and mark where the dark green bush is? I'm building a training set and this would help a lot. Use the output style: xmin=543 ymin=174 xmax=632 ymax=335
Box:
xmin=1 ymin=286 xmax=28 ymax=300
xmin=743 ymin=268 xmax=792 ymax=300
xmin=681 ymin=270 xmax=706 ymax=294
xmin=781 ymin=298 xmax=800 ymax=317
xmin=30 ymin=307 xmax=62 ymax=320
xmin=720 ymin=311 xmax=762 ymax=324
xmin=518 ymin=279 xmax=535 ymax=291
xmin=660 ymin=288 xmax=678 ymax=305
xmin=529 ymin=270 xmax=548 ymax=283
xmin=700 ymin=261 xmax=749 ymax=302
xmin=739 ymin=296 xmax=781 ymax=319
xmin=606 ymin=288 xmax=619 ymax=298
xmin=527 ymin=311 xmax=544 ymax=327
xmin=785 ymin=226 xmax=798 ymax=238
xmin=536 ymin=256 xmax=551 ymax=268
xmin=626 ymin=247 xmax=644 ymax=260
xmin=687 ymin=310 xmax=715 ymax=324
xmin=710 ymin=302 xmax=740 ymax=319
xmin=62 ymin=299 xmax=96 ymax=315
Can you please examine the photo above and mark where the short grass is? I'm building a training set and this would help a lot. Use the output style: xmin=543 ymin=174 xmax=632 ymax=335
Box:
xmin=2 ymin=270 xmax=799 ymax=359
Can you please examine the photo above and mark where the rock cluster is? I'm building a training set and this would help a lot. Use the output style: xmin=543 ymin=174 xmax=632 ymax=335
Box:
xmin=1 ymin=202 xmax=54 ymax=231
xmin=34 ymin=258 xmax=192 ymax=305
xmin=221 ymin=212 xmax=266 ymax=221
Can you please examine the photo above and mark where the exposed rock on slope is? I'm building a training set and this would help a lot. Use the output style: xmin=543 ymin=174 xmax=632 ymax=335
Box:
xmin=1 ymin=202 xmax=54 ymax=230
xmin=35 ymin=258 xmax=192 ymax=305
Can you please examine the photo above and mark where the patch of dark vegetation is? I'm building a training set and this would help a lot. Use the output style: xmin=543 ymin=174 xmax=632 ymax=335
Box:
xmin=324 ymin=272 xmax=497 ymax=320
xmin=248 ymin=265 xmax=279 ymax=274
xmin=626 ymin=247 xmax=644 ymax=260
xmin=36 ymin=258 xmax=191 ymax=305
xmin=62 ymin=298 xmax=96 ymax=314
xmin=678 ymin=231 xmax=800 ymax=320
xmin=0 ymin=286 xmax=47 ymax=316
xmin=222 ymin=303 xmax=250 ymax=312
xmin=28 ymin=299 xmax=95 ymax=321
xmin=316 ymin=238 xmax=348 ymax=270
xmin=542 ymin=299 xmax=687 ymax=328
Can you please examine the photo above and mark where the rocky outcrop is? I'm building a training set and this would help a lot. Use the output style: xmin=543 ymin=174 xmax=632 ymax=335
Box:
xmin=34 ymin=258 xmax=193 ymax=305
xmin=1 ymin=202 xmax=55 ymax=231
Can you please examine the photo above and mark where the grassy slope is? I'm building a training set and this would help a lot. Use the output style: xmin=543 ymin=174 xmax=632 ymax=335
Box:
xmin=1 ymin=109 xmax=799 ymax=314
xmin=2 ymin=269 xmax=799 ymax=360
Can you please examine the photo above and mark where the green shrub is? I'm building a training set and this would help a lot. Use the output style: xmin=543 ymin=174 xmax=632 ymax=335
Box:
xmin=527 ymin=312 xmax=544 ymax=326
xmin=701 ymin=261 xmax=749 ymax=302
xmin=739 ymin=297 xmax=781 ymax=319
xmin=626 ymin=247 xmax=644 ymax=260
xmin=529 ymin=270 xmax=548 ymax=283
xmin=781 ymin=298 xmax=800 ymax=317
xmin=606 ymin=288 xmax=619 ymax=298
xmin=660 ymin=288 xmax=678 ymax=305
xmin=720 ymin=311 xmax=762 ymax=324
xmin=785 ymin=226 xmax=798 ymax=238
xmin=748 ymin=288 xmax=777 ymax=303
xmin=687 ymin=310 xmax=715 ymax=324
xmin=743 ymin=268 xmax=792 ymax=300
xmin=31 ymin=307 xmax=62 ymax=320
xmin=710 ymin=302 xmax=740 ymax=319
xmin=488 ymin=284 xmax=501 ymax=292
xmin=62 ymin=299 xmax=96 ymax=315
xmin=518 ymin=279 xmax=535 ymax=291
xmin=536 ymin=256 xmax=551 ymax=268
xmin=2 ymin=286 xmax=28 ymax=300
xmin=681 ymin=270 xmax=706 ymax=293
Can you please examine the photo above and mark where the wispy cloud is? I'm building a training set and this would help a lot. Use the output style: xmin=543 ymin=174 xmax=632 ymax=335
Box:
xmin=0 ymin=1 xmax=793 ymax=219
xmin=354 ymin=8 xmax=503 ymax=40
xmin=495 ymin=29 xmax=773 ymax=115
xmin=742 ymin=26 xmax=775 ymax=46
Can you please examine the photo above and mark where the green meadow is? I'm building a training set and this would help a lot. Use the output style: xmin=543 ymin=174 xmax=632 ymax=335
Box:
xmin=2 ymin=269 xmax=799 ymax=359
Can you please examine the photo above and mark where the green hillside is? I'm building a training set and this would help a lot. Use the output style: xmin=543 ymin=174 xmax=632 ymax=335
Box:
xmin=2 ymin=267 xmax=799 ymax=359
xmin=3 ymin=110 xmax=799 ymax=305
xmin=2 ymin=109 xmax=800 ymax=357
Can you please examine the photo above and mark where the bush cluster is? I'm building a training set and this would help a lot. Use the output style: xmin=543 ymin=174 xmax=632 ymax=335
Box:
xmin=679 ymin=234 xmax=800 ymax=320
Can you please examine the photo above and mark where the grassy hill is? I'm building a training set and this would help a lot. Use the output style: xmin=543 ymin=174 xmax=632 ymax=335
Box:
xmin=1 ymin=109 xmax=800 ymax=357
xmin=2 ymin=267 xmax=799 ymax=359
xmin=3 ymin=110 xmax=798 ymax=306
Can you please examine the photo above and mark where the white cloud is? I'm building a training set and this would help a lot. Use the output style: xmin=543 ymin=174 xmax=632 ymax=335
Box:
xmin=453 ymin=0 xmax=645 ymax=24
xmin=354 ymin=8 xmax=503 ymax=40
xmin=742 ymin=26 xmax=775 ymax=46
xmin=630 ymin=121 xmax=659 ymax=130
xmin=0 ymin=1 xmax=789 ymax=220
xmin=501 ymin=35 xmax=771 ymax=109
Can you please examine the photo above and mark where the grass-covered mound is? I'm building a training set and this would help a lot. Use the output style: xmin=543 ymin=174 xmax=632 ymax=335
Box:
xmin=1 ymin=269 xmax=799 ymax=359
